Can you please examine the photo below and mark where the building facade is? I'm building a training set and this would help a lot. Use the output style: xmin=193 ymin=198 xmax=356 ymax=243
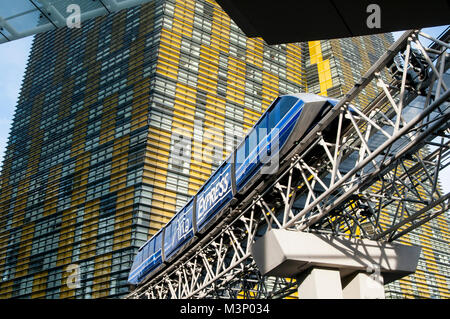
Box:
xmin=0 ymin=0 xmax=448 ymax=299
xmin=0 ymin=0 xmax=304 ymax=298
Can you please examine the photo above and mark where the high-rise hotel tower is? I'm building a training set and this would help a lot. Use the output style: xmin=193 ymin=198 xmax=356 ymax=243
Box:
xmin=0 ymin=0 xmax=448 ymax=298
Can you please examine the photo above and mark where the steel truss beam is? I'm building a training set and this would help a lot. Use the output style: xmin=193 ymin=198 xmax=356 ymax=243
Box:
xmin=126 ymin=29 xmax=450 ymax=299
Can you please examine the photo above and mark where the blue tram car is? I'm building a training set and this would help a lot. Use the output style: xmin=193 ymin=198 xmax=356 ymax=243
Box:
xmin=128 ymin=93 xmax=343 ymax=286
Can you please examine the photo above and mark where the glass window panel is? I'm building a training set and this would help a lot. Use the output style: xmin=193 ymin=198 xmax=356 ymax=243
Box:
xmin=279 ymin=96 xmax=298 ymax=120
xmin=236 ymin=143 xmax=245 ymax=165
xmin=248 ymin=129 xmax=257 ymax=154
xmin=257 ymin=115 xmax=267 ymax=144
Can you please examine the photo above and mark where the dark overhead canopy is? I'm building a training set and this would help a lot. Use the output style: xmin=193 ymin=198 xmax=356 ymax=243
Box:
xmin=215 ymin=0 xmax=450 ymax=44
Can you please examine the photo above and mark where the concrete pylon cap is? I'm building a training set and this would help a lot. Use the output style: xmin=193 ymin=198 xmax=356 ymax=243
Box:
xmin=251 ymin=229 xmax=421 ymax=284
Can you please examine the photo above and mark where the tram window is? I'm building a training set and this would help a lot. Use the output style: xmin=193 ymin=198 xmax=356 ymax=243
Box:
xmin=236 ymin=142 xmax=245 ymax=165
xmin=257 ymin=115 xmax=267 ymax=144
xmin=143 ymin=243 xmax=149 ymax=257
xmin=148 ymin=239 xmax=153 ymax=254
xmin=268 ymin=107 xmax=279 ymax=130
xmin=248 ymin=129 xmax=257 ymax=155
xmin=279 ymin=96 xmax=298 ymax=120
xmin=245 ymin=136 xmax=250 ymax=158
xmin=154 ymin=234 xmax=161 ymax=251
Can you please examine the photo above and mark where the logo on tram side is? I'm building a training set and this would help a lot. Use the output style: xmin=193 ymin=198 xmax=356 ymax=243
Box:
xmin=175 ymin=214 xmax=192 ymax=242
xmin=197 ymin=172 xmax=230 ymax=220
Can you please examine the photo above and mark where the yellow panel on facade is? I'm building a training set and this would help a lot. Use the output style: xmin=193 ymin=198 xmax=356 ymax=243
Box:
xmin=17 ymin=226 xmax=34 ymax=272
xmin=148 ymin=129 xmax=172 ymax=144
xmin=115 ymin=234 xmax=132 ymax=250
xmin=308 ymin=41 xmax=323 ymax=65
xmin=286 ymin=43 xmax=303 ymax=87
xmin=261 ymin=70 xmax=279 ymax=109
xmin=172 ymin=0 xmax=195 ymax=37
xmin=109 ymin=11 xmax=127 ymax=51
xmin=91 ymin=253 xmax=112 ymax=298
xmin=175 ymin=84 xmax=197 ymax=104
xmin=42 ymin=164 xmax=62 ymax=218
xmin=158 ymin=28 xmax=182 ymax=77
xmin=0 ymin=281 xmax=13 ymax=298
xmin=317 ymin=59 xmax=333 ymax=95
xmin=211 ymin=6 xmax=230 ymax=53
xmin=246 ymin=38 xmax=263 ymax=68
xmin=100 ymin=97 xmax=118 ymax=145
xmin=227 ymin=57 xmax=246 ymax=104
xmin=197 ymin=49 xmax=219 ymax=92
xmin=31 ymin=271 xmax=48 ymax=298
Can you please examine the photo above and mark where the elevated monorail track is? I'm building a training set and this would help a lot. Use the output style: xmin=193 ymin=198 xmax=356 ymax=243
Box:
xmin=126 ymin=28 xmax=450 ymax=299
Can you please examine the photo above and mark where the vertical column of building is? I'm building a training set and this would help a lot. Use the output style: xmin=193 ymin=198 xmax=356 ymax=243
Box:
xmin=245 ymin=37 xmax=264 ymax=118
xmin=261 ymin=67 xmax=278 ymax=115
xmin=51 ymin=33 xmax=76 ymax=294
xmin=327 ymin=39 xmax=351 ymax=97
xmin=60 ymin=19 xmax=97 ymax=298
xmin=356 ymin=37 xmax=374 ymax=107
xmin=168 ymin=0 xmax=197 ymax=211
xmin=58 ymin=25 xmax=91 ymax=298
xmin=306 ymin=40 xmax=333 ymax=97
xmin=225 ymin=55 xmax=245 ymax=154
xmin=149 ymin=0 xmax=225 ymax=216
xmin=203 ymin=4 xmax=227 ymax=167
xmin=103 ymin=3 xmax=158 ymax=297
xmin=172 ymin=83 xmax=196 ymax=197
xmin=90 ymin=12 xmax=126 ymax=299
xmin=145 ymin=0 xmax=182 ymax=233
xmin=93 ymin=6 xmax=152 ymax=297
xmin=194 ymin=15 xmax=218 ymax=179
xmin=285 ymin=44 xmax=303 ymax=93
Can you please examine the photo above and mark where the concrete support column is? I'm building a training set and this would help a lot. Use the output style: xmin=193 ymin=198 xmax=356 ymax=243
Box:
xmin=297 ymin=267 xmax=343 ymax=299
xmin=342 ymin=271 xmax=385 ymax=299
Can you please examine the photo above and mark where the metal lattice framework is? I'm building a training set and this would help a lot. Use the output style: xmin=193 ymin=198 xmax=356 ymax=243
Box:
xmin=126 ymin=29 xmax=450 ymax=299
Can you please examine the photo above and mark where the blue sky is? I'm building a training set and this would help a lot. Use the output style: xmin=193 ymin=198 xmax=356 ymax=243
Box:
xmin=0 ymin=26 xmax=448 ymax=193
xmin=0 ymin=36 xmax=33 ymax=167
